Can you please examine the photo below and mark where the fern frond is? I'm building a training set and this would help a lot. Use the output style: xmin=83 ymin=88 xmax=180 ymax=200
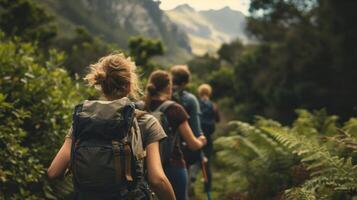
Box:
xmin=262 ymin=126 xmax=357 ymax=194
xmin=326 ymin=129 xmax=357 ymax=153
xmin=228 ymin=120 xmax=289 ymax=155
xmin=285 ymin=187 xmax=317 ymax=200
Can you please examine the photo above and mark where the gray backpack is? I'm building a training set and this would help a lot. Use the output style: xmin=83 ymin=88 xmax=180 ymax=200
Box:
xmin=70 ymin=97 xmax=151 ymax=200
xmin=150 ymin=101 xmax=179 ymax=167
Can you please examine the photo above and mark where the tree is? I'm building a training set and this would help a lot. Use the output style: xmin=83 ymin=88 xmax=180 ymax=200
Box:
xmin=225 ymin=0 xmax=357 ymax=122
xmin=128 ymin=36 xmax=164 ymax=68
xmin=218 ymin=40 xmax=244 ymax=64
xmin=56 ymin=27 xmax=116 ymax=76
xmin=0 ymin=0 xmax=57 ymax=47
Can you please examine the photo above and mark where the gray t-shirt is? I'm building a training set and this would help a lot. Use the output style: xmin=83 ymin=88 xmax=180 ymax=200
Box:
xmin=66 ymin=114 xmax=166 ymax=148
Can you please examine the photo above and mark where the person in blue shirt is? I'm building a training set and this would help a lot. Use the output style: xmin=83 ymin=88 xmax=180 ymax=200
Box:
xmin=170 ymin=65 xmax=205 ymax=196
xmin=170 ymin=65 xmax=203 ymax=139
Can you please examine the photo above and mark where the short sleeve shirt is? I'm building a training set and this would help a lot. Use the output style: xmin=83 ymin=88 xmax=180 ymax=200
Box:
xmin=149 ymin=100 xmax=189 ymax=131
xmin=136 ymin=113 xmax=167 ymax=148
xmin=65 ymin=114 xmax=166 ymax=148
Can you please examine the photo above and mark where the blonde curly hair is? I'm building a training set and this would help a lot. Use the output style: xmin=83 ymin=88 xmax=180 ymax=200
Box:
xmin=84 ymin=53 xmax=141 ymax=100
xmin=198 ymin=84 xmax=212 ymax=98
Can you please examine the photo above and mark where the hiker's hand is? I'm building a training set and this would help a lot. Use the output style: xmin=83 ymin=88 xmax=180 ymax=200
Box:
xmin=198 ymin=135 xmax=207 ymax=146
xmin=203 ymin=156 xmax=208 ymax=163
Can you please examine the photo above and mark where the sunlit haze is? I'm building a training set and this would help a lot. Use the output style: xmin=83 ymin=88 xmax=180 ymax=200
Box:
xmin=158 ymin=0 xmax=250 ymax=15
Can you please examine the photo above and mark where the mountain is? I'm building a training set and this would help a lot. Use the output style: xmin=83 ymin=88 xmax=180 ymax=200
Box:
xmin=165 ymin=4 xmax=248 ymax=55
xmin=34 ymin=0 xmax=192 ymax=64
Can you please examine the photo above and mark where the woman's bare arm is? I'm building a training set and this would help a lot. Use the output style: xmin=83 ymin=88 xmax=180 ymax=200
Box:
xmin=178 ymin=121 xmax=206 ymax=151
xmin=47 ymin=138 xmax=72 ymax=179
xmin=146 ymin=142 xmax=176 ymax=200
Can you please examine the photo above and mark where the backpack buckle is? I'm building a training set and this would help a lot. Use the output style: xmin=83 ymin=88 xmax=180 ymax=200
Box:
xmin=112 ymin=141 xmax=121 ymax=155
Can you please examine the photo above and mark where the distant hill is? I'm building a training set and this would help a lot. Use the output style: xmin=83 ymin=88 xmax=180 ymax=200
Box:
xmin=165 ymin=4 xmax=248 ymax=55
xmin=34 ymin=0 xmax=192 ymax=64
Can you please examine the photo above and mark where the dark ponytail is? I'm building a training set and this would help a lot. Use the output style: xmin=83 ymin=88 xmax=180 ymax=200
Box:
xmin=145 ymin=70 xmax=172 ymax=111
xmin=147 ymin=83 xmax=158 ymax=96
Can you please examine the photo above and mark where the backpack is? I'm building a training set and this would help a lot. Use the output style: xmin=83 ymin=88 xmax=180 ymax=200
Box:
xmin=149 ymin=100 xmax=178 ymax=166
xmin=70 ymin=98 xmax=152 ymax=200
xmin=199 ymin=99 xmax=216 ymax=126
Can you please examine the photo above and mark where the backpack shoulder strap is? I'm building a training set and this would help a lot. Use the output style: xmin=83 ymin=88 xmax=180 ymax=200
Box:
xmin=72 ymin=104 xmax=83 ymax=139
xmin=70 ymin=103 xmax=83 ymax=190
xmin=154 ymin=100 xmax=176 ymax=113
xmin=133 ymin=110 xmax=147 ymax=160
xmin=135 ymin=109 xmax=147 ymax=118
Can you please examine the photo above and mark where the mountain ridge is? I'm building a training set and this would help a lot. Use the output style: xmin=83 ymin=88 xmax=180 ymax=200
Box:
xmin=35 ymin=0 xmax=192 ymax=64
xmin=165 ymin=4 xmax=248 ymax=55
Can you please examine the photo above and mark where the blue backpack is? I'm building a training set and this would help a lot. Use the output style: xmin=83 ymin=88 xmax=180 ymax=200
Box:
xmin=199 ymin=99 xmax=216 ymax=126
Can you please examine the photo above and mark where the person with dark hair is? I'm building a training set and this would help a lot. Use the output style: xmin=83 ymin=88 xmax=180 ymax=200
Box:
xmin=170 ymin=65 xmax=205 ymax=196
xmin=170 ymin=65 xmax=203 ymax=148
xmin=47 ymin=53 xmax=176 ymax=200
xmin=198 ymin=83 xmax=220 ymax=194
xmin=144 ymin=70 xmax=207 ymax=200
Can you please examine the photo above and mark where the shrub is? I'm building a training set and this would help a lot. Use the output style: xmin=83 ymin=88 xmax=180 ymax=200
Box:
xmin=0 ymin=33 xmax=94 ymax=199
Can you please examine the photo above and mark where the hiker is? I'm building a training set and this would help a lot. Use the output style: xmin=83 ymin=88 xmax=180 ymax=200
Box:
xmin=144 ymin=70 xmax=207 ymax=200
xmin=198 ymin=84 xmax=220 ymax=194
xmin=47 ymin=53 xmax=176 ymax=200
xmin=169 ymin=65 xmax=205 ymax=196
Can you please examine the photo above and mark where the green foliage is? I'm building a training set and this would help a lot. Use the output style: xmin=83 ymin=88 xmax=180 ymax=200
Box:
xmin=129 ymin=36 xmax=164 ymax=68
xmin=215 ymin=120 xmax=297 ymax=199
xmin=285 ymin=188 xmax=317 ymax=200
xmin=217 ymin=40 xmax=244 ymax=64
xmin=0 ymin=0 xmax=57 ymax=47
xmin=214 ymin=110 xmax=357 ymax=199
xmin=188 ymin=53 xmax=235 ymax=102
xmin=188 ymin=0 xmax=357 ymax=123
xmin=262 ymin=126 xmax=357 ymax=198
xmin=245 ymin=0 xmax=357 ymax=121
xmin=0 ymin=0 xmax=119 ymax=77
xmin=56 ymin=27 xmax=117 ymax=76
xmin=127 ymin=36 xmax=166 ymax=80
xmin=0 ymin=33 xmax=93 ymax=199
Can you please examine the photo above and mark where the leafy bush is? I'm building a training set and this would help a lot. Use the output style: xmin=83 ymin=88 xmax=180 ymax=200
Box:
xmin=214 ymin=110 xmax=357 ymax=199
xmin=0 ymin=33 xmax=93 ymax=199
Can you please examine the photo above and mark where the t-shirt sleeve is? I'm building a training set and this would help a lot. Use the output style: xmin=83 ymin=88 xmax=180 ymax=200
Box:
xmin=139 ymin=115 xmax=167 ymax=148
xmin=166 ymin=103 xmax=189 ymax=131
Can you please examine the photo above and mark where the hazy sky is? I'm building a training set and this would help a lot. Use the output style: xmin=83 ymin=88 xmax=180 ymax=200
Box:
xmin=159 ymin=0 xmax=251 ymax=15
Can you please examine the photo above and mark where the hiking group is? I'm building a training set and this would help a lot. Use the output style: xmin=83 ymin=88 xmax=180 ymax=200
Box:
xmin=47 ymin=53 xmax=220 ymax=200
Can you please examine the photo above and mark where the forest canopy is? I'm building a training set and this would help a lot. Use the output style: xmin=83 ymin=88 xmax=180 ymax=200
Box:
xmin=189 ymin=0 xmax=357 ymax=123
